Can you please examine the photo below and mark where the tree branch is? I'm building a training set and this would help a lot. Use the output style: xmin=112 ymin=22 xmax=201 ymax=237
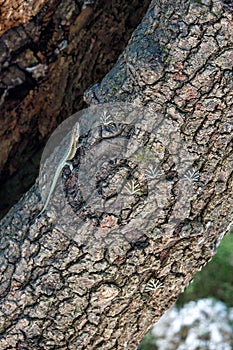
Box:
xmin=0 ymin=0 xmax=232 ymax=349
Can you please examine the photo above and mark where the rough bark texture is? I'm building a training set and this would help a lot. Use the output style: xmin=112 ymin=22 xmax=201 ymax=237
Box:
xmin=0 ymin=0 xmax=150 ymax=218
xmin=0 ymin=0 xmax=46 ymax=35
xmin=0 ymin=0 xmax=233 ymax=349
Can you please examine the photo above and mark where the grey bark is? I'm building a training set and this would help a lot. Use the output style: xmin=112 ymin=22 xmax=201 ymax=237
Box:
xmin=0 ymin=0 xmax=150 ymax=218
xmin=0 ymin=0 xmax=233 ymax=349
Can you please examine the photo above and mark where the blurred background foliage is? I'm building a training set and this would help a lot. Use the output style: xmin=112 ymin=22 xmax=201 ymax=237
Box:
xmin=178 ymin=232 xmax=233 ymax=308
xmin=139 ymin=230 xmax=233 ymax=350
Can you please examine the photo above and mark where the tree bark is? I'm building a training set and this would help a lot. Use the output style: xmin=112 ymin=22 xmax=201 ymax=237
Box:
xmin=0 ymin=0 xmax=233 ymax=349
xmin=0 ymin=0 xmax=150 ymax=218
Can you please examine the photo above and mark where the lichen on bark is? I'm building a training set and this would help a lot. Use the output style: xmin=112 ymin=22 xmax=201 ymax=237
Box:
xmin=0 ymin=0 xmax=232 ymax=349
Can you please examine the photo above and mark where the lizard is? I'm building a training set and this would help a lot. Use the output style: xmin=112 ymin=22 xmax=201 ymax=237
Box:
xmin=36 ymin=121 xmax=80 ymax=218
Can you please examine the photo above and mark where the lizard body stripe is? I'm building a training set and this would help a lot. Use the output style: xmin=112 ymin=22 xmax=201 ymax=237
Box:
xmin=37 ymin=122 xmax=80 ymax=217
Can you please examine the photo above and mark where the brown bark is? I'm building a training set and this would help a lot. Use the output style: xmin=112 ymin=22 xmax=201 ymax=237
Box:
xmin=0 ymin=0 xmax=233 ymax=349
xmin=0 ymin=0 xmax=150 ymax=217
xmin=0 ymin=0 xmax=46 ymax=35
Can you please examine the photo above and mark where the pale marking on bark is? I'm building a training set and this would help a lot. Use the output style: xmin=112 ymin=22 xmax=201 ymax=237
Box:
xmin=144 ymin=279 xmax=164 ymax=292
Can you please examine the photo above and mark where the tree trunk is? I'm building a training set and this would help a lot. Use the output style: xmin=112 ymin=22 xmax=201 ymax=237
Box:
xmin=0 ymin=0 xmax=232 ymax=349
xmin=0 ymin=0 xmax=150 ymax=218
